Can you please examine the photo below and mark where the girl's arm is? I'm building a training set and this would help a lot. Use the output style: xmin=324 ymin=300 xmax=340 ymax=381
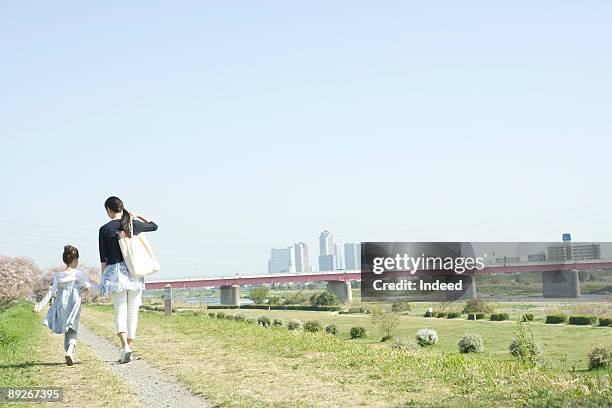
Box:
xmin=34 ymin=274 xmax=58 ymax=312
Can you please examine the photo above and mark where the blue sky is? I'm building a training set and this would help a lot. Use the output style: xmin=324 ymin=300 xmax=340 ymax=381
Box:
xmin=1 ymin=2 xmax=611 ymax=278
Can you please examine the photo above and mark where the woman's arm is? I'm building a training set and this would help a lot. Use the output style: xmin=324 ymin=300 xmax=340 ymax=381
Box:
xmin=34 ymin=274 xmax=58 ymax=312
xmin=77 ymin=270 xmax=99 ymax=291
xmin=131 ymin=212 xmax=158 ymax=234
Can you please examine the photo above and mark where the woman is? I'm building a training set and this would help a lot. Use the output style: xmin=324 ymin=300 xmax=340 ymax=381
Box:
xmin=99 ymin=196 xmax=158 ymax=363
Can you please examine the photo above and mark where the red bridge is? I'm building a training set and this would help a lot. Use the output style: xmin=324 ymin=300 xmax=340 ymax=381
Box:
xmin=145 ymin=260 xmax=612 ymax=305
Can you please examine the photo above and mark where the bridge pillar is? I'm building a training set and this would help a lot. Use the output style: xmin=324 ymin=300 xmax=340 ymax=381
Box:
xmin=327 ymin=281 xmax=352 ymax=304
xmin=542 ymin=270 xmax=580 ymax=298
xmin=220 ymin=285 xmax=240 ymax=305
xmin=460 ymin=275 xmax=477 ymax=300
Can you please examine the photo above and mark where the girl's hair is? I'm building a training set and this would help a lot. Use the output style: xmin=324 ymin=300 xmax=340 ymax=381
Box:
xmin=63 ymin=245 xmax=80 ymax=265
xmin=104 ymin=196 xmax=132 ymax=237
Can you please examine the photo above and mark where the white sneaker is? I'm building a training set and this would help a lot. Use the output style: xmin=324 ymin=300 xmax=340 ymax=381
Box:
xmin=65 ymin=345 xmax=75 ymax=366
xmin=120 ymin=346 xmax=132 ymax=364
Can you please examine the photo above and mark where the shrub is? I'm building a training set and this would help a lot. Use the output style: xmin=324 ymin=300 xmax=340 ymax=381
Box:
xmin=568 ymin=315 xmax=598 ymax=325
xmin=347 ymin=306 xmax=370 ymax=314
xmin=325 ymin=324 xmax=338 ymax=336
xmin=391 ymin=301 xmax=412 ymax=313
xmin=303 ymin=320 xmax=323 ymax=332
xmin=415 ymin=328 xmax=438 ymax=347
xmin=545 ymin=314 xmax=567 ymax=324
xmin=490 ymin=313 xmax=510 ymax=321
xmin=446 ymin=312 xmax=461 ymax=319
xmin=246 ymin=318 xmax=257 ymax=324
xmin=588 ymin=346 xmax=611 ymax=370
xmin=458 ymin=334 xmax=484 ymax=353
xmin=287 ymin=319 xmax=302 ymax=331
xmin=509 ymin=322 xmax=539 ymax=366
xmin=215 ymin=311 xmax=226 ymax=319
xmin=435 ymin=312 xmax=447 ymax=318
xmin=310 ymin=291 xmax=339 ymax=306
xmin=371 ymin=309 xmax=400 ymax=339
xmin=283 ymin=291 xmax=306 ymax=305
xmin=598 ymin=317 xmax=612 ymax=327
xmin=249 ymin=287 xmax=270 ymax=304
xmin=208 ymin=312 xmax=216 ymax=318
xmin=257 ymin=316 xmax=272 ymax=327
xmin=350 ymin=326 xmax=367 ymax=339
xmin=233 ymin=313 xmax=246 ymax=322
xmin=462 ymin=299 xmax=493 ymax=314
xmin=467 ymin=313 xmax=485 ymax=320
xmin=520 ymin=313 xmax=534 ymax=322
xmin=272 ymin=318 xmax=284 ymax=327
xmin=380 ymin=335 xmax=393 ymax=342
xmin=424 ymin=310 xmax=434 ymax=318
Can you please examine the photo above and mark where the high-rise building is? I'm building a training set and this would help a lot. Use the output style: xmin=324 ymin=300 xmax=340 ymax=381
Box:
xmin=319 ymin=230 xmax=336 ymax=272
xmin=294 ymin=242 xmax=311 ymax=273
xmin=318 ymin=255 xmax=334 ymax=272
xmin=334 ymin=244 xmax=344 ymax=270
xmin=344 ymin=242 xmax=361 ymax=271
xmin=319 ymin=230 xmax=334 ymax=256
xmin=268 ymin=247 xmax=295 ymax=274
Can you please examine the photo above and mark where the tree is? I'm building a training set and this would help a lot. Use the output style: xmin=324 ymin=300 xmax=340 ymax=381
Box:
xmin=371 ymin=307 xmax=400 ymax=339
xmin=310 ymin=291 xmax=339 ymax=306
xmin=0 ymin=256 xmax=40 ymax=309
xmin=249 ymin=286 xmax=270 ymax=304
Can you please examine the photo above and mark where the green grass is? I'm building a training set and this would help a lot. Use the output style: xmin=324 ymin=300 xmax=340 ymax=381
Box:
xmin=0 ymin=302 xmax=140 ymax=408
xmin=185 ymin=305 xmax=611 ymax=370
xmin=0 ymin=302 xmax=43 ymax=389
xmin=84 ymin=304 xmax=611 ymax=407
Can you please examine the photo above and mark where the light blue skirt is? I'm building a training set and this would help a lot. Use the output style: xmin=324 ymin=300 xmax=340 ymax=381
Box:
xmin=100 ymin=261 xmax=145 ymax=296
xmin=43 ymin=282 xmax=81 ymax=334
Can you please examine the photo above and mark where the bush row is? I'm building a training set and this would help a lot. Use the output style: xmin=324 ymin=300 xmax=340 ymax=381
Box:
xmin=204 ymin=304 xmax=342 ymax=311
xmin=205 ymin=311 xmax=611 ymax=369
xmin=545 ymin=314 xmax=610 ymax=326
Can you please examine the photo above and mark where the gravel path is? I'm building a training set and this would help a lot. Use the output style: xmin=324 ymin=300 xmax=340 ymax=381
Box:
xmin=78 ymin=324 xmax=210 ymax=408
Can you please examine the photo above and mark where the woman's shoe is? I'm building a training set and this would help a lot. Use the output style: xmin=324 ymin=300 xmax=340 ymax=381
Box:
xmin=120 ymin=346 xmax=132 ymax=364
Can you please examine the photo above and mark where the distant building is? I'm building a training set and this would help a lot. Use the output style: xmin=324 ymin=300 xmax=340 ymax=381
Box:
xmin=528 ymin=254 xmax=547 ymax=262
xmin=548 ymin=243 xmax=601 ymax=261
xmin=344 ymin=242 xmax=361 ymax=271
xmin=319 ymin=230 xmax=336 ymax=272
xmin=294 ymin=242 xmax=311 ymax=273
xmin=495 ymin=256 xmax=521 ymax=264
xmin=319 ymin=230 xmax=334 ymax=256
xmin=334 ymin=244 xmax=344 ymax=270
xmin=268 ymin=247 xmax=295 ymax=274
xmin=318 ymin=255 xmax=335 ymax=272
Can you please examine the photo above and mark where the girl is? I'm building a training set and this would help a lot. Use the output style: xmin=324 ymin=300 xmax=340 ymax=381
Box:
xmin=33 ymin=245 xmax=98 ymax=366
xmin=99 ymin=196 xmax=158 ymax=363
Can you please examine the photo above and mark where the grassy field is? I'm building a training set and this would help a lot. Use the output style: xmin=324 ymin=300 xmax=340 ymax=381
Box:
xmin=83 ymin=304 xmax=611 ymax=407
xmin=185 ymin=306 xmax=611 ymax=371
xmin=0 ymin=302 xmax=140 ymax=408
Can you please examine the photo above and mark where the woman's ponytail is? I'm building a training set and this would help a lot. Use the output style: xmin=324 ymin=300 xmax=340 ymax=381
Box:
xmin=121 ymin=208 xmax=133 ymax=238
xmin=104 ymin=196 xmax=132 ymax=237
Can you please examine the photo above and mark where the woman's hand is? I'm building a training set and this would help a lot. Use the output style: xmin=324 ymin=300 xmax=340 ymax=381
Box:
xmin=129 ymin=212 xmax=152 ymax=223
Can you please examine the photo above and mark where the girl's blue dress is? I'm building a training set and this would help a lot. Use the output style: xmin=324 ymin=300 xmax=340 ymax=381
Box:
xmin=35 ymin=269 xmax=97 ymax=334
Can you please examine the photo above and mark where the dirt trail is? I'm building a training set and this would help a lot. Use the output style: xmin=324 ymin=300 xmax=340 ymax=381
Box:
xmin=78 ymin=324 xmax=210 ymax=408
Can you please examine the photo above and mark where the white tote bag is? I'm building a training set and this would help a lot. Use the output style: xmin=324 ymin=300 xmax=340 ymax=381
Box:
xmin=118 ymin=218 xmax=160 ymax=277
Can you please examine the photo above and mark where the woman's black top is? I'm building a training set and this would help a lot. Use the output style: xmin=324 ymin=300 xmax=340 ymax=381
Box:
xmin=98 ymin=219 xmax=158 ymax=265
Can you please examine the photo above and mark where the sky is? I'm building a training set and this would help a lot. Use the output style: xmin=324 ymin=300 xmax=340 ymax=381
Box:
xmin=1 ymin=2 xmax=611 ymax=279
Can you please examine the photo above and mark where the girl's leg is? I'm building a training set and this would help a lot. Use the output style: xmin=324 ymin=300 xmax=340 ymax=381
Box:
xmin=126 ymin=290 xmax=143 ymax=346
xmin=64 ymin=329 xmax=77 ymax=351
xmin=111 ymin=290 xmax=129 ymax=348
